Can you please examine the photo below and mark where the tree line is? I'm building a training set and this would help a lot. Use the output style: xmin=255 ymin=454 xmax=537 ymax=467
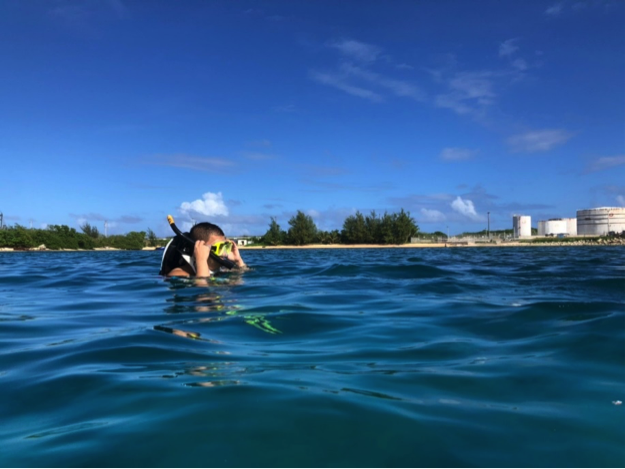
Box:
xmin=261 ymin=209 xmax=419 ymax=246
xmin=0 ymin=223 xmax=160 ymax=250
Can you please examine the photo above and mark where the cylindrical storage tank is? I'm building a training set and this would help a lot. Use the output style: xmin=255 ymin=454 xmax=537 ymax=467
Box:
xmin=577 ymin=207 xmax=625 ymax=236
xmin=566 ymin=218 xmax=577 ymax=236
xmin=544 ymin=219 xmax=567 ymax=236
xmin=513 ymin=215 xmax=532 ymax=238
xmin=538 ymin=220 xmax=546 ymax=236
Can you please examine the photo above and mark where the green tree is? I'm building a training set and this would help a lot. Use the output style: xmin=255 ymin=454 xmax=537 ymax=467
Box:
xmin=365 ymin=210 xmax=381 ymax=243
xmin=262 ymin=217 xmax=285 ymax=246
xmin=392 ymin=209 xmax=419 ymax=243
xmin=146 ymin=228 xmax=158 ymax=247
xmin=80 ymin=222 xmax=100 ymax=239
xmin=341 ymin=211 xmax=368 ymax=244
xmin=287 ymin=211 xmax=317 ymax=245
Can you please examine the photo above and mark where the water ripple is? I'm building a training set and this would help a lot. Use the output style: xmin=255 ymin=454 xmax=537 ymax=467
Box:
xmin=0 ymin=248 xmax=623 ymax=467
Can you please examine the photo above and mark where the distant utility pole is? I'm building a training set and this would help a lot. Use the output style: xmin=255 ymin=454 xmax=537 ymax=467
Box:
xmin=487 ymin=212 xmax=490 ymax=238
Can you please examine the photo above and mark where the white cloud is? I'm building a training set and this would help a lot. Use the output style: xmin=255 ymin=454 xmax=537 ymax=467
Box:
xmin=309 ymin=70 xmax=383 ymax=102
xmin=507 ymin=129 xmax=573 ymax=153
xmin=420 ymin=208 xmax=446 ymax=222
xmin=451 ymin=196 xmax=481 ymax=220
xmin=617 ymin=195 xmax=625 ymax=206
xmin=328 ymin=39 xmax=382 ymax=63
xmin=585 ymin=155 xmax=625 ymax=173
xmin=180 ymin=192 xmax=229 ymax=218
xmin=499 ymin=39 xmax=520 ymax=57
xmin=440 ymin=147 xmax=479 ymax=161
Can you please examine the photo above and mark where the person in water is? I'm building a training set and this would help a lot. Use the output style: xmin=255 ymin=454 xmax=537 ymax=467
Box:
xmin=167 ymin=222 xmax=246 ymax=277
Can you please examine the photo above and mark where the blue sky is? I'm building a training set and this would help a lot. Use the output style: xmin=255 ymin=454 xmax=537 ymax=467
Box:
xmin=1 ymin=0 xmax=623 ymax=237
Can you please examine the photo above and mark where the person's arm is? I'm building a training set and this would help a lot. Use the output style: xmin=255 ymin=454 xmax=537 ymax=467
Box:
xmin=167 ymin=266 xmax=191 ymax=277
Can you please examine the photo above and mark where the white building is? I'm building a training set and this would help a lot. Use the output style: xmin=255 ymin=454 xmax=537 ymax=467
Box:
xmin=537 ymin=218 xmax=577 ymax=237
xmin=577 ymin=207 xmax=625 ymax=236
xmin=513 ymin=215 xmax=532 ymax=238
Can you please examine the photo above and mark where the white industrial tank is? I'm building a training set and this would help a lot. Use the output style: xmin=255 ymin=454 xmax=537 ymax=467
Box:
xmin=577 ymin=207 xmax=625 ymax=235
xmin=537 ymin=218 xmax=577 ymax=236
xmin=513 ymin=215 xmax=532 ymax=238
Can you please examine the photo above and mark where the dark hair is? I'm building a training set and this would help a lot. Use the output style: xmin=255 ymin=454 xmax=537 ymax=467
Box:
xmin=190 ymin=222 xmax=225 ymax=241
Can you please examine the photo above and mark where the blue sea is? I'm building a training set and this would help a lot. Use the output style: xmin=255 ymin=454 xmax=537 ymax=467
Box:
xmin=1 ymin=247 xmax=624 ymax=467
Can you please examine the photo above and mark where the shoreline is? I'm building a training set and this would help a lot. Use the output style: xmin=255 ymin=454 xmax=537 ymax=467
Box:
xmin=2 ymin=240 xmax=623 ymax=252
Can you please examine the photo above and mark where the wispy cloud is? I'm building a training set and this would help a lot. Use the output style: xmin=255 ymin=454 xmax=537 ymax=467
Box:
xmin=499 ymin=38 xmax=520 ymax=57
xmin=247 ymin=139 xmax=272 ymax=148
xmin=340 ymin=63 xmax=425 ymax=101
xmin=545 ymin=3 xmax=564 ymax=16
xmin=435 ymin=71 xmax=497 ymax=116
xmin=420 ymin=208 xmax=446 ymax=222
xmin=328 ymin=39 xmax=382 ymax=63
xmin=70 ymin=212 xmax=142 ymax=227
xmin=545 ymin=0 xmax=616 ymax=17
xmin=301 ymin=178 xmax=393 ymax=193
xmin=311 ymin=38 xmax=424 ymax=103
xmin=511 ymin=58 xmax=528 ymax=71
xmin=309 ymin=70 xmax=383 ymax=102
xmin=149 ymin=154 xmax=236 ymax=173
xmin=584 ymin=155 xmax=625 ymax=173
xmin=507 ymin=129 xmax=573 ymax=153
xmin=440 ymin=147 xmax=479 ymax=161
xmin=240 ymin=151 xmax=277 ymax=161
xmin=273 ymin=104 xmax=297 ymax=113
xmin=50 ymin=0 xmax=129 ymax=23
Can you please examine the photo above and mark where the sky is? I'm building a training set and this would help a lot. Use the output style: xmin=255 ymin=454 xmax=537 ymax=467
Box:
xmin=1 ymin=0 xmax=624 ymax=237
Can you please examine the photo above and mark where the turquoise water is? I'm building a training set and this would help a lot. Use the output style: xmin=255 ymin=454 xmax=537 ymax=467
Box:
xmin=1 ymin=247 xmax=624 ymax=467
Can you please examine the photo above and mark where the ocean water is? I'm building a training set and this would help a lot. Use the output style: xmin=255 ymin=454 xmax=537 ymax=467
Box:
xmin=0 ymin=247 xmax=624 ymax=467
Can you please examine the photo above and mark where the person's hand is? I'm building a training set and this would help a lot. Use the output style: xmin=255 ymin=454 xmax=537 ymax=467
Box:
xmin=227 ymin=240 xmax=247 ymax=269
xmin=194 ymin=240 xmax=211 ymax=277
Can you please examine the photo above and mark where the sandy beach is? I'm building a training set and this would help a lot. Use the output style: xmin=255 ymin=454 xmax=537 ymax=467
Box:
xmin=1 ymin=238 xmax=622 ymax=253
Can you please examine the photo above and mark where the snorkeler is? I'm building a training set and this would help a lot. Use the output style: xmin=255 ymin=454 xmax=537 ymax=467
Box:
xmin=160 ymin=216 xmax=246 ymax=277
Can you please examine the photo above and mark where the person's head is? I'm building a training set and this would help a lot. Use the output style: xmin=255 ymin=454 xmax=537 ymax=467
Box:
xmin=190 ymin=222 xmax=233 ymax=270
xmin=190 ymin=222 xmax=225 ymax=245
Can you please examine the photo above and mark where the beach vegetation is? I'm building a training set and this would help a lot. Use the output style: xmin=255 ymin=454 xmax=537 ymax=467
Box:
xmin=262 ymin=217 xmax=286 ymax=246
xmin=80 ymin=222 xmax=100 ymax=239
xmin=0 ymin=224 xmax=148 ymax=250
xmin=341 ymin=209 xmax=419 ymax=244
xmin=287 ymin=211 xmax=317 ymax=245
xmin=146 ymin=228 xmax=159 ymax=247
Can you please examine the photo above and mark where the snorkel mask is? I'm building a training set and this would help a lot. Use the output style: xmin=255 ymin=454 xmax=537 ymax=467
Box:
xmin=167 ymin=215 xmax=236 ymax=270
